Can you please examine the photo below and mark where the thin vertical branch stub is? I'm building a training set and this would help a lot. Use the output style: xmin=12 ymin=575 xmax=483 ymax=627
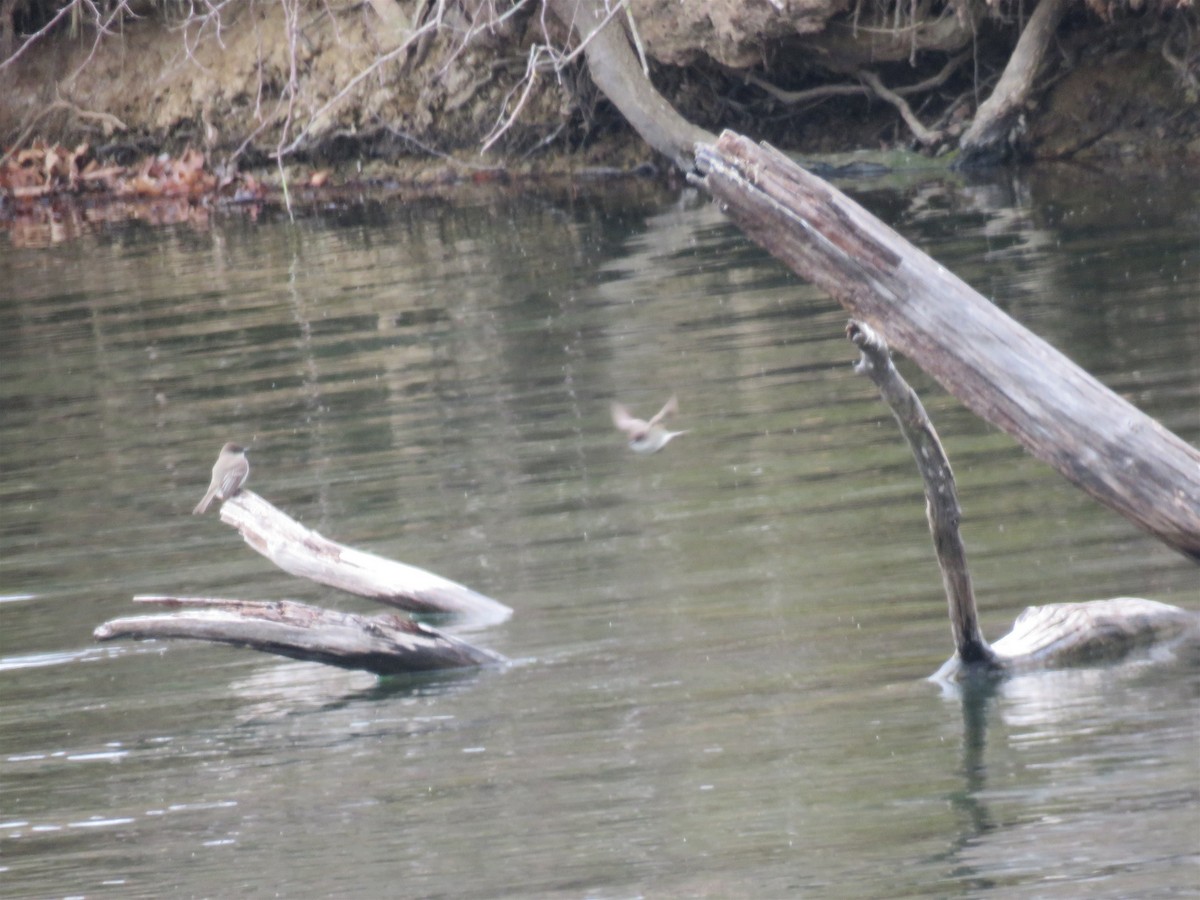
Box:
xmin=847 ymin=320 xmax=998 ymax=668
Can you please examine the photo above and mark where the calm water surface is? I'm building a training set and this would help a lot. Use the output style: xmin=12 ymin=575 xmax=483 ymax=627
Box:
xmin=1 ymin=167 xmax=1198 ymax=898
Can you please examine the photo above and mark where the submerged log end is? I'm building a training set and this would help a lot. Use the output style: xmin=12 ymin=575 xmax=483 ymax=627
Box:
xmin=931 ymin=598 xmax=1200 ymax=683
xmin=991 ymin=597 xmax=1200 ymax=668
xmin=92 ymin=622 xmax=121 ymax=641
xmin=929 ymin=652 xmax=1008 ymax=685
xmin=391 ymin=584 xmax=513 ymax=626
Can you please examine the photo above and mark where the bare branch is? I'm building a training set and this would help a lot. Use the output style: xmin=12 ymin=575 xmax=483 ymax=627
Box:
xmin=481 ymin=44 xmax=547 ymax=152
xmin=748 ymin=49 xmax=970 ymax=108
xmin=858 ymin=69 xmax=941 ymax=144
xmin=624 ymin=4 xmax=649 ymax=78
xmin=1 ymin=0 xmax=79 ymax=71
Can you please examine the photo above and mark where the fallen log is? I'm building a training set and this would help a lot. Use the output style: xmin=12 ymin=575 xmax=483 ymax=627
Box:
xmin=692 ymin=131 xmax=1200 ymax=561
xmin=94 ymin=487 xmax=509 ymax=674
xmin=219 ymin=490 xmax=512 ymax=626
xmin=848 ymin=320 xmax=1200 ymax=681
xmin=93 ymin=596 xmax=504 ymax=674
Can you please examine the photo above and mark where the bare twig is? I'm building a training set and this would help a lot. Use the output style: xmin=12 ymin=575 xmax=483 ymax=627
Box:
xmin=481 ymin=44 xmax=547 ymax=151
xmin=276 ymin=12 xmax=442 ymax=158
xmin=439 ymin=0 xmax=535 ymax=78
xmin=375 ymin=124 xmax=500 ymax=169
xmin=624 ymin=4 xmax=650 ymax=78
xmin=173 ymin=0 xmax=236 ymax=61
xmin=0 ymin=0 xmax=80 ymax=71
xmin=859 ymin=69 xmax=942 ymax=144
xmin=749 ymin=48 xmax=970 ymax=107
xmin=479 ymin=0 xmax=638 ymax=154
xmin=276 ymin=0 xmax=303 ymax=218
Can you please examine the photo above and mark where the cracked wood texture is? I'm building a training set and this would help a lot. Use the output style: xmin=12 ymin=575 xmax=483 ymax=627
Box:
xmin=694 ymin=131 xmax=1200 ymax=561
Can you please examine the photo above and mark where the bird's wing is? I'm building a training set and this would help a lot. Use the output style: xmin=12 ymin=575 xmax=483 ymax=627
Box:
xmin=218 ymin=461 xmax=248 ymax=498
xmin=647 ymin=395 xmax=678 ymax=428
xmin=611 ymin=403 xmax=646 ymax=433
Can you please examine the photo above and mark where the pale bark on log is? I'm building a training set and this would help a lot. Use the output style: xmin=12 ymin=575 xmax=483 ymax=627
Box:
xmin=692 ymin=131 xmax=1200 ymax=561
xmin=986 ymin=598 xmax=1200 ymax=669
xmin=547 ymin=0 xmax=714 ymax=169
xmin=956 ymin=0 xmax=1070 ymax=166
xmin=218 ymin=491 xmax=513 ymax=626
xmin=93 ymin=596 xmax=504 ymax=674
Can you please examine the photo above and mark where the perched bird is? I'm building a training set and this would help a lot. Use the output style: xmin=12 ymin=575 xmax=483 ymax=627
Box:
xmin=192 ymin=443 xmax=250 ymax=515
xmin=611 ymin=395 xmax=687 ymax=454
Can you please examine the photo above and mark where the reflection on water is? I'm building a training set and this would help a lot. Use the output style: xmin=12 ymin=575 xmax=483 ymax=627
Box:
xmin=1 ymin=171 xmax=1197 ymax=898
xmin=941 ymin=661 xmax=1200 ymax=897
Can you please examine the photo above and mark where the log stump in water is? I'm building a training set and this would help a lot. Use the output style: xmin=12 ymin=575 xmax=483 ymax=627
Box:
xmin=848 ymin=320 xmax=1200 ymax=681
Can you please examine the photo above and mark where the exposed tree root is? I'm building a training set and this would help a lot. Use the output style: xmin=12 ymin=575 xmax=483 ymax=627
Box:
xmin=749 ymin=48 xmax=969 ymax=105
xmin=746 ymin=49 xmax=973 ymax=147
xmin=547 ymin=0 xmax=714 ymax=168
xmin=956 ymin=0 xmax=1071 ymax=166
xmin=800 ymin=0 xmax=986 ymax=70
xmin=858 ymin=69 xmax=942 ymax=145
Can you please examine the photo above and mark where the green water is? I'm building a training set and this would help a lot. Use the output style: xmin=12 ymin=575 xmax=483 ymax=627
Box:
xmin=1 ymin=168 xmax=1197 ymax=898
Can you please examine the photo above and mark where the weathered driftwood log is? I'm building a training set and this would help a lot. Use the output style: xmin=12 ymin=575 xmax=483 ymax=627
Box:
xmin=848 ymin=320 xmax=1200 ymax=681
xmin=93 ymin=596 xmax=504 ymax=674
xmin=693 ymin=131 xmax=1200 ymax=562
xmin=219 ymin=491 xmax=512 ymax=626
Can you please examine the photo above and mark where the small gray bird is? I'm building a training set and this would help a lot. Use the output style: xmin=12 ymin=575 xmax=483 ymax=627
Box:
xmin=611 ymin=395 xmax=687 ymax=454
xmin=192 ymin=443 xmax=250 ymax=515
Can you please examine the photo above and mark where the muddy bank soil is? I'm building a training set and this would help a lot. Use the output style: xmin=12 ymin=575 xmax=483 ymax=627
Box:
xmin=2 ymin=1 xmax=1198 ymax=184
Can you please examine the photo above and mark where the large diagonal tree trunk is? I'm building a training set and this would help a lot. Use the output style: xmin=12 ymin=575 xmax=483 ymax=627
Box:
xmin=691 ymin=132 xmax=1200 ymax=560
xmin=546 ymin=2 xmax=1200 ymax=560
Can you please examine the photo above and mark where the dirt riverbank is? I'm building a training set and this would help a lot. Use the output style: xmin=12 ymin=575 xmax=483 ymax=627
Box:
xmin=2 ymin=1 xmax=1197 ymax=188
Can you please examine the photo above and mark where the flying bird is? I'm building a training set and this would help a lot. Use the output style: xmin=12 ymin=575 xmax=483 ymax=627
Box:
xmin=192 ymin=443 xmax=250 ymax=514
xmin=611 ymin=395 xmax=687 ymax=454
